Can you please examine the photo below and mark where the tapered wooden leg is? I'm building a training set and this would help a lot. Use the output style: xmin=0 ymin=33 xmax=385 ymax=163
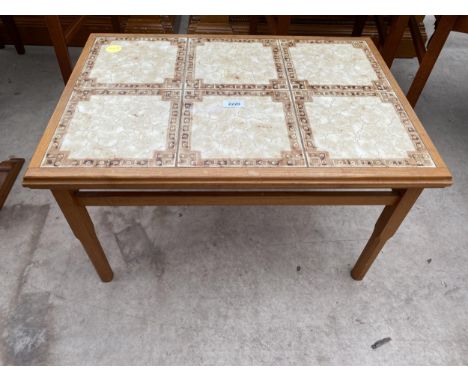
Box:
xmin=110 ymin=16 xmax=121 ymax=33
xmin=408 ymin=16 xmax=426 ymax=64
xmin=45 ymin=16 xmax=73 ymax=84
xmin=351 ymin=188 xmax=423 ymax=281
xmin=249 ymin=16 xmax=259 ymax=34
xmin=276 ymin=16 xmax=291 ymax=35
xmin=374 ymin=16 xmax=388 ymax=47
xmin=1 ymin=16 xmax=25 ymax=54
xmin=352 ymin=16 xmax=367 ymax=37
xmin=406 ymin=16 xmax=458 ymax=107
xmin=52 ymin=190 xmax=113 ymax=282
xmin=380 ymin=15 xmax=410 ymax=68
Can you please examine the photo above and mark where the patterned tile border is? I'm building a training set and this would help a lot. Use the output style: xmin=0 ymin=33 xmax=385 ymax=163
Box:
xmin=185 ymin=37 xmax=289 ymax=91
xmin=75 ymin=36 xmax=187 ymax=90
xmin=42 ymin=89 xmax=181 ymax=168
xmin=178 ymin=90 xmax=306 ymax=167
xmin=280 ymin=39 xmax=392 ymax=93
xmin=292 ymin=90 xmax=435 ymax=167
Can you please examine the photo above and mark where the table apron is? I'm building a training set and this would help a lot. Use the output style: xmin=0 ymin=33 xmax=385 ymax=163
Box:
xmin=75 ymin=190 xmax=402 ymax=206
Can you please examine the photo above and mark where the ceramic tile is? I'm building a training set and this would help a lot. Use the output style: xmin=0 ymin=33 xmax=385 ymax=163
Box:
xmin=293 ymin=91 xmax=435 ymax=167
xmin=76 ymin=37 xmax=187 ymax=89
xmin=185 ymin=37 xmax=288 ymax=90
xmin=281 ymin=40 xmax=391 ymax=91
xmin=42 ymin=89 xmax=181 ymax=167
xmin=40 ymin=36 xmax=437 ymax=169
xmin=177 ymin=90 xmax=306 ymax=167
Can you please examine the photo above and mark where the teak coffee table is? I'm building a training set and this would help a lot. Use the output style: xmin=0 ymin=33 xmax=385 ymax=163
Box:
xmin=23 ymin=34 xmax=452 ymax=283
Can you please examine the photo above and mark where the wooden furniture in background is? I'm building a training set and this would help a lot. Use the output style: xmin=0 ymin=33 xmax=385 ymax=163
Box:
xmin=249 ymin=16 xmax=291 ymax=35
xmin=23 ymin=33 xmax=451 ymax=283
xmin=351 ymin=15 xmax=412 ymax=67
xmin=1 ymin=16 xmax=425 ymax=59
xmin=43 ymin=16 xmax=179 ymax=83
xmin=367 ymin=15 xmax=467 ymax=106
xmin=380 ymin=16 xmax=412 ymax=67
xmin=0 ymin=16 xmax=25 ymax=54
xmin=188 ymin=16 xmax=426 ymax=59
xmin=406 ymin=16 xmax=468 ymax=106
xmin=0 ymin=158 xmax=25 ymax=209
xmin=352 ymin=16 xmax=388 ymax=46
xmin=250 ymin=15 xmax=414 ymax=65
xmin=45 ymin=16 xmax=122 ymax=83
xmin=0 ymin=16 xmax=175 ymax=47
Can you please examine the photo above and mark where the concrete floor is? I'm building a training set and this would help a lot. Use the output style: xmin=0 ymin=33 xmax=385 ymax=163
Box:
xmin=0 ymin=25 xmax=467 ymax=365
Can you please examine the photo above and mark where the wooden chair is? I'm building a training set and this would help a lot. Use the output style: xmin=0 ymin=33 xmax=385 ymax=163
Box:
xmin=372 ymin=15 xmax=467 ymax=106
xmin=406 ymin=16 xmax=467 ymax=106
xmin=352 ymin=16 xmax=389 ymax=46
xmin=0 ymin=158 xmax=24 ymax=209
xmin=250 ymin=15 xmax=408 ymax=57
xmin=0 ymin=16 xmax=25 ymax=54
xmin=45 ymin=16 xmax=121 ymax=83
xmin=351 ymin=16 xmax=412 ymax=68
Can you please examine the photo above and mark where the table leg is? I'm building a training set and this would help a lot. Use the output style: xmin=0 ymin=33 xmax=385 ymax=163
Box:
xmin=351 ymin=188 xmax=422 ymax=280
xmin=52 ymin=190 xmax=113 ymax=282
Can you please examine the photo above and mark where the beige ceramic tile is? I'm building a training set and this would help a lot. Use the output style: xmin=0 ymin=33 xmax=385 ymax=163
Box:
xmin=77 ymin=37 xmax=187 ymax=89
xmin=41 ymin=36 xmax=436 ymax=169
xmin=281 ymin=40 xmax=390 ymax=91
xmin=185 ymin=38 xmax=288 ymax=90
xmin=294 ymin=92 xmax=435 ymax=167
xmin=178 ymin=90 xmax=305 ymax=167
xmin=42 ymin=89 xmax=181 ymax=167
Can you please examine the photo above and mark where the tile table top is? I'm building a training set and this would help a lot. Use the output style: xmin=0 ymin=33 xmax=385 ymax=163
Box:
xmin=25 ymin=34 xmax=451 ymax=189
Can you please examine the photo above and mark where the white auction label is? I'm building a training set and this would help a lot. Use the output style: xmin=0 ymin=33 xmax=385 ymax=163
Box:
xmin=223 ymin=100 xmax=245 ymax=108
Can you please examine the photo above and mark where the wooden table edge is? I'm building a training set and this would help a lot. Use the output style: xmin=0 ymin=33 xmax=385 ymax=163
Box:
xmin=23 ymin=166 xmax=452 ymax=189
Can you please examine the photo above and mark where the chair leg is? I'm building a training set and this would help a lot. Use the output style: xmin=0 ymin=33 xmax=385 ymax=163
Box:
xmin=374 ymin=16 xmax=388 ymax=47
xmin=276 ymin=16 xmax=291 ymax=35
xmin=0 ymin=16 xmax=25 ymax=54
xmin=45 ymin=16 xmax=73 ymax=84
xmin=111 ymin=16 xmax=121 ymax=33
xmin=408 ymin=16 xmax=426 ymax=64
xmin=406 ymin=16 xmax=458 ymax=107
xmin=352 ymin=16 xmax=367 ymax=37
xmin=0 ymin=24 xmax=5 ymax=49
xmin=249 ymin=16 xmax=259 ymax=34
xmin=380 ymin=15 xmax=410 ymax=68
xmin=0 ymin=158 xmax=25 ymax=209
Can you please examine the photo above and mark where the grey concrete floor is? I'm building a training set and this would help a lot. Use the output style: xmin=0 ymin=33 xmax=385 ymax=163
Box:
xmin=0 ymin=27 xmax=467 ymax=365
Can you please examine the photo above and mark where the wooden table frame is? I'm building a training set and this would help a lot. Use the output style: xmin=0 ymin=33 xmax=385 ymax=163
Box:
xmin=49 ymin=187 xmax=422 ymax=283
xmin=23 ymin=34 xmax=452 ymax=283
